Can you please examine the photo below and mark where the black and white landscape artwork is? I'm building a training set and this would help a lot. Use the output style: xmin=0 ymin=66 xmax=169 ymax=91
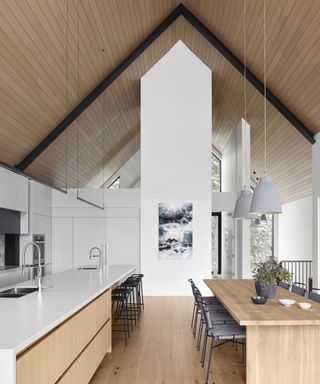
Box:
xmin=158 ymin=203 xmax=193 ymax=260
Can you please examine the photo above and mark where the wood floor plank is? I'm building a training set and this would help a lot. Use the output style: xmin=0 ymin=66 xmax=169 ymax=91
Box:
xmin=90 ymin=296 xmax=245 ymax=384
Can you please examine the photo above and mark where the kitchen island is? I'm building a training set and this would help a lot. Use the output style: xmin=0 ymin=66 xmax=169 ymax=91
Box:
xmin=0 ymin=264 xmax=136 ymax=384
xmin=205 ymin=279 xmax=320 ymax=384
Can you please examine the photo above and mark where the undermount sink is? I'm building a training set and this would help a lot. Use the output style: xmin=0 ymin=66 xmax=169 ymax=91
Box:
xmin=77 ymin=266 xmax=99 ymax=270
xmin=0 ymin=287 xmax=39 ymax=298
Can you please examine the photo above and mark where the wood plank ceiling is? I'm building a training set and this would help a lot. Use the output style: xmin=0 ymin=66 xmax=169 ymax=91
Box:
xmin=0 ymin=0 xmax=318 ymax=202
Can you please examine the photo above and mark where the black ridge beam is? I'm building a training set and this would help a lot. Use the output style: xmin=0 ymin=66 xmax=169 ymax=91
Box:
xmin=16 ymin=4 xmax=184 ymax=170
xmin=181 ymin=5 xmax=315 ymax=145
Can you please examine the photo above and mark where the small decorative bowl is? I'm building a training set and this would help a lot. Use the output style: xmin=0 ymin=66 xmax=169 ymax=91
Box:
xmin=279 ymin=299 xmax=295 ymax=307
xmin=251 ymin=296 xmax=268 ymax=305
xmin=298 ymin=302 xmax=312 ymax=310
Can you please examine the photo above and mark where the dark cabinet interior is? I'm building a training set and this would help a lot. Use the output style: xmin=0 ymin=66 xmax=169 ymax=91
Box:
xmin=0 ymin=208 xmax=20 ymax=234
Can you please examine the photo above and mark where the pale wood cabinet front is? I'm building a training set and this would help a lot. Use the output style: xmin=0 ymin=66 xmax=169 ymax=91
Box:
xmin=16 ymin=289 xmax=111 ymax=384
xmin=58 ymin=320 xmax=111 ymax=384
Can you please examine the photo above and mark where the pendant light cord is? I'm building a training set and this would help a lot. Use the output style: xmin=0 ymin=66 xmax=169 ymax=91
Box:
xmin=76 ymin=0 xmax=80 ymax=190
xmin=263 ymin=0 xmax=267 ymax=173
xmin=243 ymin=0 xmax=249 ymax=189
xmin=243 ymin=0 xmax=247 ymax=123
xmin=65 ymin=0 xmax=69 ymax=189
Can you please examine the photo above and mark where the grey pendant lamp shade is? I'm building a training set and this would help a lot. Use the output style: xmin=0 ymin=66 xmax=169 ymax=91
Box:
xmin=234 ymin=188 xmax=258 ymax=219
xmin=250 ymin=175 xmax=282 ymax=214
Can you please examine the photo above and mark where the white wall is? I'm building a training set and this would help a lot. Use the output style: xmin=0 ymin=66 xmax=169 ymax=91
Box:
xmin=312 ymin=133 xmax=320 ymax=286
xmin=220 ymin=119 xmax=251 ymax=279
xmin=211 ymin=192 xmax=237 ymax=212
xmin=52 ymin=188 xmax=140 ymax=273
xmin=141 ymin=41 xmax=212 ymax=296
xmin=278 ymin=195 xmax=312 ymax=261
xmin=221 ymin=132 xmax=237 ymax=193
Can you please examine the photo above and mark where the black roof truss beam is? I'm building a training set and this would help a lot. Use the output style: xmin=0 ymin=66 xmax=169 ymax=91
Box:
xmin=16 ymin=4 xmax=315 ymax=171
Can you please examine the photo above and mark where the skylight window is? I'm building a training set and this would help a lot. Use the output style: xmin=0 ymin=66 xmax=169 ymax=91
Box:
xmin=212 ymin=152 xmax=221 ymax=192
xmin=107 ymin=176 xmax=120 ymax=189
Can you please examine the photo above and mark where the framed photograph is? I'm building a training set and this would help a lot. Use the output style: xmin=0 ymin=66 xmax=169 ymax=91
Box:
xmin=158 ymin=202 xmax=193 ymax=260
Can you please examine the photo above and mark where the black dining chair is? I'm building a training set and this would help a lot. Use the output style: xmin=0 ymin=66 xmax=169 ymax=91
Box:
xmin=278 ymin=280 xmax=290 ymax=290
xmin=194 ymin=291 xmax=234 ymax=354
xmin=308 ymin=288 xmax=320 ymax=303
xmin=188 ymin=279 xmax=221 ymax=337
xmin=198 ymin=301 xmax=246 ymax=384
xmin=192 ymin=286 xmax=225 ymax=339
xmin=291 ymin=282 xmax=307 ymax=297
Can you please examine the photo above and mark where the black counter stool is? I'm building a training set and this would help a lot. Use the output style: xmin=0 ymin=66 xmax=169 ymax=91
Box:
xmin=131 ymin=273 xmax=144 ymax=309
xmin=121 ymin=278 xmax=140 ymax=327
xmin=111 ymin=287 xmax=131 ymax=344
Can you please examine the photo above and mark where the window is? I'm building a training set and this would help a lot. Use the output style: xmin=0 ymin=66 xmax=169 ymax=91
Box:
xmin=212 ymin=152 xmax=221 ymax=192
xmin=250 ymin=214 xmax=273 ymax=268
xmin=106 ymin=176 xmax=120 ymax=189
xmin=211 ymin=212 xmax=222 ymax=275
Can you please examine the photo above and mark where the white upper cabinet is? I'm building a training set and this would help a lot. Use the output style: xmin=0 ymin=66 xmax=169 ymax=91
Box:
xmin=31 ymin=181 xmax=52 ymax=217
xmin=0 ymin=167 xmax=28 ymax=212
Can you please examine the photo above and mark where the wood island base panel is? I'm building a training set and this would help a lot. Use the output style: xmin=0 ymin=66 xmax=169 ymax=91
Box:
xmin=16 ymin=290 xmax=111 ymax=384
xmin=0 ymin=265 xmax=136 ymax=384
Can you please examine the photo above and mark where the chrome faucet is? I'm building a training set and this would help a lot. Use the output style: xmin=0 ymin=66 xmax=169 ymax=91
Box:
xmin=22 ymin=242 xmax=42 ymax=291
xmin=89 ymin=247 xmax=102 ymax=268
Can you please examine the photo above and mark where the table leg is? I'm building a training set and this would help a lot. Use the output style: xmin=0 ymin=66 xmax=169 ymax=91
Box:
xmin=246 ymin=325 xmax=320 ymax=384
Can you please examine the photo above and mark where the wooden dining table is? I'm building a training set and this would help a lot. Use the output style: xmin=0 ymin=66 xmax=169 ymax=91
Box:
xmin=204 ymin=279 xmax=320 ymax=384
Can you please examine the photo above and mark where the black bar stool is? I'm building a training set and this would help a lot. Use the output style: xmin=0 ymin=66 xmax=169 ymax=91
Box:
xmin=131 ymin=273 xmax=144 ymax=309
xmin=111 ymin=287 xmax=131 ymax=344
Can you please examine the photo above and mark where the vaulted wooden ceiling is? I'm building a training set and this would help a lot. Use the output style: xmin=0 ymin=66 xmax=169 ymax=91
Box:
xmin=0 ymin=0 xmax=319 ymax=202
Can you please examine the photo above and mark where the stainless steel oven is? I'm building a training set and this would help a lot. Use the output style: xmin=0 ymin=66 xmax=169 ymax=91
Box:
xmin=32 ymin=234 xmax=45 ymax=265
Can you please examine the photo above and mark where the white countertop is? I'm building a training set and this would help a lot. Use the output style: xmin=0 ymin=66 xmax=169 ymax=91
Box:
xmin=0 ymin=264 xmax=136 ymax=354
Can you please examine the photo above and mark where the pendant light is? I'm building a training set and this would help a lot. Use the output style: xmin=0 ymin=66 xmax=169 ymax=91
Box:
xmin=250 ymin=0 xmax=282 ymax=215
xmin=234 ymin=0 xmax=257 ymax=220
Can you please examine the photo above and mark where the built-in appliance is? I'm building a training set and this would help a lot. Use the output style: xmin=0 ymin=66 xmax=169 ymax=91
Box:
xmin=28 ymin=234 xmax=46 ymax=279
xmin=32 ymin=234 xmax=45 ymax=265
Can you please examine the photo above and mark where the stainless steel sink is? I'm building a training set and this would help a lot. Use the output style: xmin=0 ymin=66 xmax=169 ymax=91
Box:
xmin=77 ymin=266 xmax=99 ymax=270
xmin=0 ymin=287 xmax=39 ymax=298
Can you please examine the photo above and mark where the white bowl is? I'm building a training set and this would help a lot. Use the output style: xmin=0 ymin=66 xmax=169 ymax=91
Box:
xmin=298 ymin=302 xmax=312 ymax=310
xmin=279 ymin=299 xmax=295 ymax=307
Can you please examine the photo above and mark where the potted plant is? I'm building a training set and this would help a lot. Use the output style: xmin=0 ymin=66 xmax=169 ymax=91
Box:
xmin=252 ymin=257 xmax=292 ymax=298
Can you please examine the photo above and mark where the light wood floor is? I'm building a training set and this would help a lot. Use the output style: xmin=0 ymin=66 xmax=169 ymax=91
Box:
xmin=90 ymin=297 xmax=246 ymax=384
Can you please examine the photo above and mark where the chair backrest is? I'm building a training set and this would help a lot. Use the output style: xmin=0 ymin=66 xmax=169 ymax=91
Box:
xmin=291 ymin=283 xmax=306 ymax=297
xmin=279 ymin=281 xmax=290 ymax=290
xmin=188 ymin=279 xmax=196 ymax=296
xmin=308 ymin=290 xmax=320 ymax=303
xmin=197 ymin=298 xmax=213 ymax=331
xmin=193 ymin=289 xmax=202 ymax=302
